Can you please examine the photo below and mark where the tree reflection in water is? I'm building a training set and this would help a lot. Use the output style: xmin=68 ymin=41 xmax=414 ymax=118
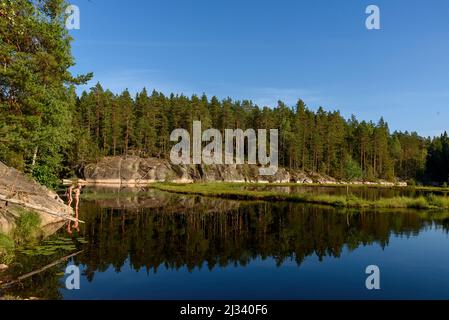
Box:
xmin=3 ymin=190 xmax=449 ymax=299
xmin=74 ymin=193 xmax=449 ymax=281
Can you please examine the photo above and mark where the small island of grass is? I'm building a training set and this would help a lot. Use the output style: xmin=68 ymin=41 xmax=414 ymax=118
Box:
xmin=149 ymin=182 xmax=449 ymax=210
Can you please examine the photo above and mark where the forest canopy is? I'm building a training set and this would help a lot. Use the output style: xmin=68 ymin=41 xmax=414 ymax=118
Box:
xmin=70 ymin=84 xmax=449 ymax=185
xmin=0 ymin=0 xmax=91 ymax=186
xmin=0 ymin=1 xmax=448 ymax=187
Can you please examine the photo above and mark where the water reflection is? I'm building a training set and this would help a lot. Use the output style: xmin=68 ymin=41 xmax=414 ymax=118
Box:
xmin=3 ymin=189 xmax=449 ymax=299
xmin=66 ymin=185 xmax=82 ymax=235
xmin=75 ymin=192 xmax=448 ymax=275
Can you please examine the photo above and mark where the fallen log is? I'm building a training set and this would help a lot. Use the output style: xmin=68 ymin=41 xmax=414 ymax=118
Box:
xmin=0 ymin=194 xmax=84 ymax=224
xmin=0 ymin=250 xmax=84 ymax=290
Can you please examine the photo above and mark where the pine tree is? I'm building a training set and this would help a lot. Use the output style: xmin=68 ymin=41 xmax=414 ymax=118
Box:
xmin=0 ymin=0 xmax=92 ymax=186
xmin=118 ymin=90 xmax=134 ymax=156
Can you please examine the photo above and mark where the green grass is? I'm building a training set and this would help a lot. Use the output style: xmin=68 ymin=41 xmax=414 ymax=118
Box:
xmin=241 ymin=181 xmax=449 ymax=193
xmin=426 ymin=194 xmax=449 ymax=208
xmin=13 ymin=210 xmax=42 ymax=245
xmin=149 ymin=182 xmax=449 ymax=210
xmin=0 ymin=210 xmax=43 ymax=265
xmin=0 ymin=233 xmax=15 ymax=265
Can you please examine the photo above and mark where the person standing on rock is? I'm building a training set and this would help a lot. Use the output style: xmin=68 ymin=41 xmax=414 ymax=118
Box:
xmin=67 ymin=184 xmax=82 ymax=234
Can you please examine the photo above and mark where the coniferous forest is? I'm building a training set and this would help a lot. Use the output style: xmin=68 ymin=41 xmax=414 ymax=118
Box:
xmin=1 ymin=0 xmax=449 ymax=188
xmin=68 ymin=84 xmax=449 ymax=186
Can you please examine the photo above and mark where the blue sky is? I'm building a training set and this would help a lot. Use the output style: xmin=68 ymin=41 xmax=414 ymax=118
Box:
xmin=69 ymin=0 xmax=449 ymax=137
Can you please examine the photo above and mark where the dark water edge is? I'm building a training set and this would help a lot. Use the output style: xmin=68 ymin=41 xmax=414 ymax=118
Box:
xmin=2 ymin=189 xmax=449 ymax=300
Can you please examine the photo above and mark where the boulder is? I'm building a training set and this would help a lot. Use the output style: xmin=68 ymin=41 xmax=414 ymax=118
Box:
xmin=0 ymin=162 xmax=73 ymax=235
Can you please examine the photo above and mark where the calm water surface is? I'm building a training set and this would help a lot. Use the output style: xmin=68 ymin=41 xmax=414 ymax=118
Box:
xmin=242 ymin=185 xmax=449 ymax=200
xmin=3 ymin=189 xmax=449 ymax=300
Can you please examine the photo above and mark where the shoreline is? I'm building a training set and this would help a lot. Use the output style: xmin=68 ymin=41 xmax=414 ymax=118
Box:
xmin=147 ymin=182 xmax=449 ymax=210
xmin=66 ymin=178 xmax=449 ymax=193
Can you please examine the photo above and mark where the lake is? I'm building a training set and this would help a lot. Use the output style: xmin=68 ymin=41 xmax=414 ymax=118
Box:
xmin=3 ymin=188 xmax=449 ymax=300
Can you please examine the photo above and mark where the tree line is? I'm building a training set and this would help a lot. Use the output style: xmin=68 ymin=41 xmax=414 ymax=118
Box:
xmin=1 ymin=0 xmax=448 ymax=187
xmin=0 ymin=0 xmax=91 ymax=187
xmin=70 ymin=83 xmax=448 ymax=185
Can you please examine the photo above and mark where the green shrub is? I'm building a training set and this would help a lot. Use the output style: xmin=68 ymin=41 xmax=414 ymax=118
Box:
xmin=31 ymin=164 xmax=60 ymax=189
xmin=13 ymin=211 xmax=42 ymax=245
xmin=343 ymin=157 xmax=362 ymax=182
xmin=0 ymin=233 xmax=14 ymax=252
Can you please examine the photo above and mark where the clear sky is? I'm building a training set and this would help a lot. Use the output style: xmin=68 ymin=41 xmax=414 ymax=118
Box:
xmin=69 ymin=0 xmax=449 ymax=137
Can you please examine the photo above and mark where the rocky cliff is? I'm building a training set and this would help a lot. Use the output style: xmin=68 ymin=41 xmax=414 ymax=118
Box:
xmin=82 ymin=156 xmax=338 ymax=186
xmin=0 ymin=162 xmax=74 ymax=235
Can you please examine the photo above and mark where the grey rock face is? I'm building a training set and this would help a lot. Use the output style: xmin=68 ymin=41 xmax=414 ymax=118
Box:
xmin=83 ymin=156 xmax=337 ymax=186
xmin=0 ymin=162 xmax=73 ymax=234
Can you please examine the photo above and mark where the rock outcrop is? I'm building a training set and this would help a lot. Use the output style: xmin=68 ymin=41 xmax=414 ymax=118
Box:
xmin=0 ymin=162 xmax=73 ymax=235
xmin=82 ymin=156 xmax=338 ymax=186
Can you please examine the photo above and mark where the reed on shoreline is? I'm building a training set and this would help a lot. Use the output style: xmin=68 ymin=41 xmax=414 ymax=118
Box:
xmin=149 ymin=182 xmax=449 ymax=210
